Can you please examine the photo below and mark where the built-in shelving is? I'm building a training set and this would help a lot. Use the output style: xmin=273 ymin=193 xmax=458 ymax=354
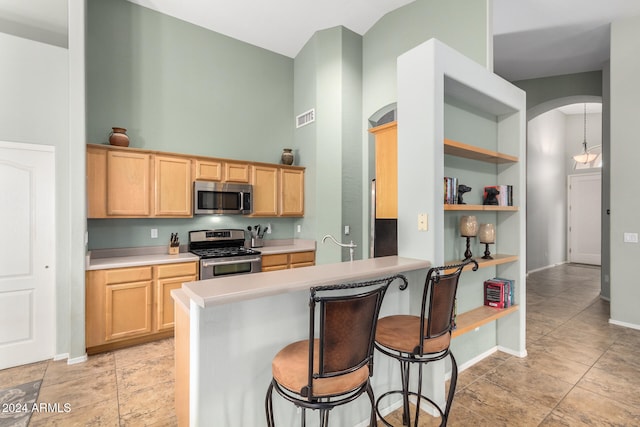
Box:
xmin=444 ymin=204 xmax=518 ymax=211
xmin=452 ymin=305 xmax=519 ymax=338
xmin=444 ymin=138 xmax=518 ymax=164
xmin=445 ymin=254 xmax=518 ymax=271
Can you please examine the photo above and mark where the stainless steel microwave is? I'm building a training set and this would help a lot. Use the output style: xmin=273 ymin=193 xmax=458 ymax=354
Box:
xmin=194 ymin=181 xmax=252 ymax=215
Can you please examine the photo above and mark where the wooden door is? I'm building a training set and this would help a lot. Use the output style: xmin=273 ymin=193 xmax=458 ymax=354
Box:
xmin=154 ymin=155 xmax=192 ymax=217
xmin=279 ymin=168 xmax=304 ymax=216
xmin=0 ymin=142 xmax=55 ymax=369
xmin=155 ymin=262 xmax=197 ymax=331
xmin=87 ymin=145 xmax=107 ymax=218
xmin=251 ymin=165 xmax=278 ymax=216
xmin=370 ymin=122 xmax=398 ymax=219
xmin=106 ymin=150 xmax=151 ymax=216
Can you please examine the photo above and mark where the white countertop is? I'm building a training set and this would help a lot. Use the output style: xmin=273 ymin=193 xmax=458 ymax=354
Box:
xmin=87 ymin=252 xmax=200 ymax=270
xmin=180 ymin=256 xmax=430 ymax=308
xmin=254 ymin=239 xmax=316 ymax=255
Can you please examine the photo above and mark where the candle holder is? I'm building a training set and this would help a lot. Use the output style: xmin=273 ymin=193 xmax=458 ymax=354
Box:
xmin=459 ymin=216 xmax=478 ymax=261
xmin=478 ymin=223 xmax=495 ymax=260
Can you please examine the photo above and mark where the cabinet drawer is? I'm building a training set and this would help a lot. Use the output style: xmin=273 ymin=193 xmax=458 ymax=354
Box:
xmin=156 ymin=262 xmax=198 ymax=279
xmin=261 ymin=253 xmax=288 ymax=267
xmin=104 ymin=266 xmax=153 ymax=285
xmin=290 ymin=251 xmax=315 ymax=264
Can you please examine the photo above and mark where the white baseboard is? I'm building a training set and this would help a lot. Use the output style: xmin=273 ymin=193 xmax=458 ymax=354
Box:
xmin=526 ymin=261 xmax=568 ymax=275
xmin=609 ymin=318 xmax=640 ymax=331
xmin=66 ymin=354 xmax=88 ymax=365
xmin=53 ymin=353 xmax=69 ymax=361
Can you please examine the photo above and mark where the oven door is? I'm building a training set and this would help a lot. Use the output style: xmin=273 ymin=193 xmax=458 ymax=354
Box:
xmin=200 ymin=255 xmax=262 ymax=279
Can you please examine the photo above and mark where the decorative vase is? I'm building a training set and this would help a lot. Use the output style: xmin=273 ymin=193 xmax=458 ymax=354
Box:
xmin=281 ymin=148 xmax=294 ymax=165
xmin=109 ymin=127 xmax=130 ymax=147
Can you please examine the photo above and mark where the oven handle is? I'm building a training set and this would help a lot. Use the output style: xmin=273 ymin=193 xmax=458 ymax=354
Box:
xmin=201 ymin=256 xmax=261 ymax=268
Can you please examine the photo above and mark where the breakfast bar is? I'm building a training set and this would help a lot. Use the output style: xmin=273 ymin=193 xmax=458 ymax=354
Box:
xmin=172 ymin=256 xmax=431 ymax=426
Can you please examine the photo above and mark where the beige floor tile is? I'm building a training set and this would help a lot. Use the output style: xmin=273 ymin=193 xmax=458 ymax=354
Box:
xmin=29 ymin=397 xmax=120 ymax=426
xmin=540 ymin=386 xmax=640 ymax=426
xmin=116 ymin=352 xmax=175 ymax=393
xmin=114 ymin=338 xmax=174 ymax=369
xmin=43 ymin=352 xmax=115 ymax=386
xmin=118 ymin=379 xmax=176 ymax=426
xmin=0 ymin=360 xmax=48 ymax=389
xmin=577 ymin=365 xmax=640 ymax=408
xmin=37 ymin=368 xmax=118 ymax=410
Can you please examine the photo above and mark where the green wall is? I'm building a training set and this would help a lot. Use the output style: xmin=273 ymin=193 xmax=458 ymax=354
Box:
xmin=610 ymin=15 xmax=640 ymax=327
xmin=86 ymin=0 xmax=295 ymax=249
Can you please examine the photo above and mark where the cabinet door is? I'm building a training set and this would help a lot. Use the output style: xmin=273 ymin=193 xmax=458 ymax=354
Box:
xmin=371 ymin=122 xmax=398 ymax=219
xmin=105 ymin=280 xmax=153 ymax=341
xmin=155 ymin=262 xmax=198 ymax=331
xmin=87 ymin=146 xmax=107 ymax=218
xmin=251 ymin=165 xmax=278 ymax=216
xmin=225 ymin=161 xmax=250 ymax=183
xmin=195 ymin=159 xmax=223 ymax=181
xmin=154 ymin=155 xmax=192 ymax=217
xmin=156 ymin=275 xmax=195 ymax=331
xmin=261 ymin=253 xmax=288 ymax=271
xmin=106 ymin=150 xmax=151 ymax=216
xmin=289 ymin=251 xmax=315 ymax=268
xmin=279 ymin=168 xmax=304 ymax=217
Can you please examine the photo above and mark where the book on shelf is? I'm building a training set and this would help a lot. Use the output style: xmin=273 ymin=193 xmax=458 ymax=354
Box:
xmin=444 ymin=177 xmax=458 ymax=204
xmin=483 ymin=185 xmax=513 ymax=206
xmin=483 ymin=278 xmax=514 ymax=309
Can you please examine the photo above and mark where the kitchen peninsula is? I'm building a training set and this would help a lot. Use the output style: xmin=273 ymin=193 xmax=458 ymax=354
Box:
xmin=172 ymin=256 xmax=430 ymax=426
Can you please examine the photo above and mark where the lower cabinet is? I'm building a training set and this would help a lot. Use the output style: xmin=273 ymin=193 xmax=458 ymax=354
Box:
xmin=86 ymin=261 xmax=197 ymax=354
xmin=261 ymin=251 xmax=315 ymax=272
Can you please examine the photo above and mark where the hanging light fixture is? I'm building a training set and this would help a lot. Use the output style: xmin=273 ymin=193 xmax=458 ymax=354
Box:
xmin=572 ymin=103 xmax=598 ymax=164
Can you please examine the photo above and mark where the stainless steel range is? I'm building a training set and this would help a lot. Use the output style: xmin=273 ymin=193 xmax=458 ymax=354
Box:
xmin=189 ymin=229 xmax=262 ymax=280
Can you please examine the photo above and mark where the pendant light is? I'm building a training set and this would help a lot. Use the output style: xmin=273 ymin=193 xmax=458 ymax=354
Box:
xmin=572 ymin=103 xmax=598 ymax=164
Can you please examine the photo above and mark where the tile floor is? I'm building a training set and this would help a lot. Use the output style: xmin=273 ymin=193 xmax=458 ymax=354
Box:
xmin=2 ymin=263 xmax=639 ymax=426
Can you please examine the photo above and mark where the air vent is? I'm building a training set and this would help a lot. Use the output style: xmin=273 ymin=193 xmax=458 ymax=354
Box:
xmin=296 ymin=109 xmax=315 ymax=128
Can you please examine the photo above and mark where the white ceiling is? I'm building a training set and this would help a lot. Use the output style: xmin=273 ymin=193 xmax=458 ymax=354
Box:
xmin=2 ymin=0 xmax=640 ymax=81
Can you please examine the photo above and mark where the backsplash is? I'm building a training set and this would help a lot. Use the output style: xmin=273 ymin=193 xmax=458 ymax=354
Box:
xmin=87 ymin=217 xmax=299 ymax=250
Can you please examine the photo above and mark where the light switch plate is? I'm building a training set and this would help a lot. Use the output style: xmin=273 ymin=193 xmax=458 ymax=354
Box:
xmin=151 ymin=228 xmax=158 ymax=239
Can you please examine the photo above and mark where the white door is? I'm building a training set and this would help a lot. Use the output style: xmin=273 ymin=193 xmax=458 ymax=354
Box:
xmin=568 ymin=173 xmax=601 ymax=265
xmin=0 ymin=141 xmax=55 ymax=369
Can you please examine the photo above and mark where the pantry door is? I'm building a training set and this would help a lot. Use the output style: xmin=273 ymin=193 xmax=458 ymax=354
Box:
xmin=0 ymin=141 xmax=55 ymax=369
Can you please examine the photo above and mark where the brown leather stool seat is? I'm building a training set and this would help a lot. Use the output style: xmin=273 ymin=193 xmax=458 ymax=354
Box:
xmin=265 ymin=274 xmax=407 ymax=427
xmin=374 ymin=260 xmax=477 ymax=427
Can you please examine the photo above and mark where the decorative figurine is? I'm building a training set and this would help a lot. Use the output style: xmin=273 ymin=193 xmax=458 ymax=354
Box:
xmin=457 ymin=184 xmax=472 ymax=204
xmin=483 ymin=187 xmax=500 ymax=205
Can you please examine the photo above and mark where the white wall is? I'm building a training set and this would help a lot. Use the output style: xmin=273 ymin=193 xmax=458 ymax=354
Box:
xmin=610 ymin=15 xmax=640 ymax=328
xmin=527 ymin=110 xmax=567 ymax=271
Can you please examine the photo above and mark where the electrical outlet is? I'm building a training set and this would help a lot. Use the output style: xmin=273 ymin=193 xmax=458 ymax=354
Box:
xmin=624 ymin=232 xmax=638 ymax=243
xmin=297 ymin=225 xmax=301 ymax=233
xmin=418 ymin=213 xmax=428 ymax=231
xmin=151 ymin=228 xmax=158 ymax=239
xmin=266 ymin=223 xmax=272 ymax=234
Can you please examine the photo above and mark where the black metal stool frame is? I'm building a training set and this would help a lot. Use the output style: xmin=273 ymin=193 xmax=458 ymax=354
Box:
xmin=374 ymin=259 xmax=478 ymax=427
xmin=265 ymin=274 xmax=408 ymax=427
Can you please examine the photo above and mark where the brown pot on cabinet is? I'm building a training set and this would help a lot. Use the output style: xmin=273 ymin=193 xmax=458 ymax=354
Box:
xmin=109 ymin=127 xmax=130 ymax=147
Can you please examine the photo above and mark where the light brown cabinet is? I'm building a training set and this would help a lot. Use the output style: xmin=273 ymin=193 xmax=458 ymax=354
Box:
xmin=370 ymin=121 xmax=397 ymax=219
xmin=194 ymin=159 xmax=223 ymax=181
xmin=153 ymin=155 xmax=192 ymax=217
xmin=86 ymin=261 xmax=197 ymax=354
xmin=87 ymin=145 xmax=192 ymax=218
xmin=261 ymin=251 xmax=315 ymax=272
xmin=250 ymin=164 xmax=304 ymax=217
xmin=224 ymin=161 xmax=250 ymax=183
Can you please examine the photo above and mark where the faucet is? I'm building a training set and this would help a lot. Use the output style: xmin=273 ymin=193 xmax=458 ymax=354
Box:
xmin=322 ymin=234 xmax=357 ymax=262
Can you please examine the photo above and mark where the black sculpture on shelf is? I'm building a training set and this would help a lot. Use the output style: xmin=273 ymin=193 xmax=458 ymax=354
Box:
xmin=457 ymin=184 xmax=472 ymax=204
xmin=483 ymin=187 xmax=500 ymax=205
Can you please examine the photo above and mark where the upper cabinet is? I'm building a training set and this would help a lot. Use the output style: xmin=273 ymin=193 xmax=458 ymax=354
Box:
xmin=250 ymin=164 xmax=304 ymax=217
xmin=370 ymin=121 xmax=398 ymax=219
xmin=153 ymin=155 xmax=192 ymax=217
xmin=87 ymin=144 xmax=305 ymax=219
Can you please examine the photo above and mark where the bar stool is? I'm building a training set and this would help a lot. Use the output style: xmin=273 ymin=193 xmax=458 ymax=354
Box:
xmin=374 ymin=259 xmax=478 ymax=426
xmin=265 ymin=274 xmax=408 ymax=427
